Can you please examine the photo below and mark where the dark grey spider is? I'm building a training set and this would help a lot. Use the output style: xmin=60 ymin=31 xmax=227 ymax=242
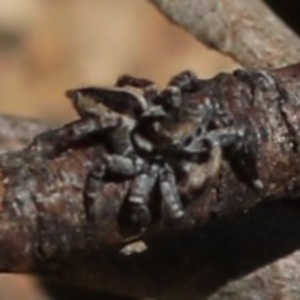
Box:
xmin=27 ymin=70 xmax=263 ymax=237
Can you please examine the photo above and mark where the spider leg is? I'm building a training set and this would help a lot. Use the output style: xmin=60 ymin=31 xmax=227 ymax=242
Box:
xmin=115 ymin=74 xmax=159 ymax=103
xmin=116 ymin=74 xmax=156 ymax=89
xmin=27 ymin=117 xmax=115 ymax=158
xmin=83 ymin=164 xmax=106 ymax=221
xmin=83 ymin=154 xmax=144 ymax=218
xmin=159 ymin=163 xmax=184 ymax=221
xmin=182 ymin=126 xmax=263 ymax=191
xmin=105 ymin=154 xmax=144 ymax=177
xmin=126 ymin=163 xmax=160 ymax=233
xmin=86 ymin=152 xmax=160 ymax=236
xmin=182 ymin=127 xmax=237 ymax=156
xmin=67 ymin=87 xmax=148 ymax=119
xmin=171 ymin=104 xmax=215 ymax=156
xmin=168 ymin=70 xmax=199 ymax=91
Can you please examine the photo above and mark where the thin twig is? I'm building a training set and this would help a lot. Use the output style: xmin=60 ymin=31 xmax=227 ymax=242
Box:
xmin=149 ymin=0 xmax=300 ymax=68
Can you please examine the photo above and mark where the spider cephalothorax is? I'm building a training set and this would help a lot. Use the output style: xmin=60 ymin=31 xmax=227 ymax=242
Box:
xmin=27 ymin=69 xmax=265 ymax=238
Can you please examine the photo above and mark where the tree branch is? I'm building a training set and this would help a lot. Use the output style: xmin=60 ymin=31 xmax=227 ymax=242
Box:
xmin=148 ymin=0 xmax=300 ymax=69
xmin=1 ymin=64 xmax=300 ymax=298
xmin=0 ymin=115 xmax=52 ymax=153
xmin=1 ymin=2 xmax=300 ymax=298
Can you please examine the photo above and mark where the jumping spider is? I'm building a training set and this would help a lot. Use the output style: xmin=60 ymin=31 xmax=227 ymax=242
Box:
xmin=28 ymin=70 xmax=263 ymax=237
xmin=27 ymin=76 xmax=182 ymax=235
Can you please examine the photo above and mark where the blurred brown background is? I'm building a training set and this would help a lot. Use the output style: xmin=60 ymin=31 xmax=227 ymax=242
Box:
xmin=0 ymin=0 xmax=236 ymax=123
xmin=0 ymin=0 xmax=236 ymax=299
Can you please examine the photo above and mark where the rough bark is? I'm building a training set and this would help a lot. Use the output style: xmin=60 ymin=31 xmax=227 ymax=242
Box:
xmin=148 ymin=0 xmax=300 ymax=69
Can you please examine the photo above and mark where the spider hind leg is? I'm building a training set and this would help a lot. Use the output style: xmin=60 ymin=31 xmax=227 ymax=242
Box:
xmin=159 ymin=163 xmax=185 ymax=222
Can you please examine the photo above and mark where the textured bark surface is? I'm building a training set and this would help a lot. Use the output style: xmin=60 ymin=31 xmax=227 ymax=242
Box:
xmin=149 ymin=0 xmax=300 ymax=69
xmin=0 ymin=115 xmax=52 ymax=153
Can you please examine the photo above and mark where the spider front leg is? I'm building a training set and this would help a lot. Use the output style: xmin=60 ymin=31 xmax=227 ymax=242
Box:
xmin=222 ymin=126 xmax=264 ymax=191
xmin=84 ymin=152 xmax=159 ymax=236
xmin=27 ymin=117 xmax=114 ymax=158
xmin=83 ymin=164 xmax=106 ymax=222
xmin=159 ymin=163 xmax=184 ymax=221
